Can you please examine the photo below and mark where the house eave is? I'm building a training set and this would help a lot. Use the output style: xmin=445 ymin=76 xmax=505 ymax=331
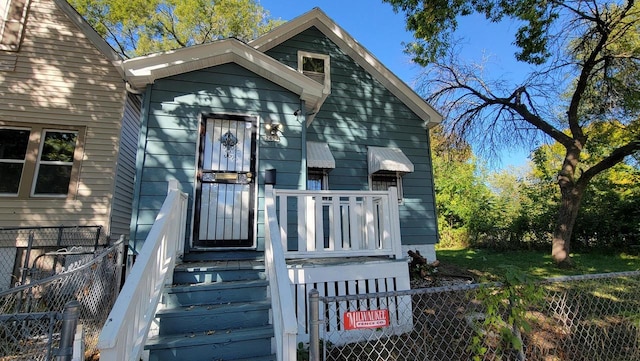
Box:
xmin=122 ymin=39 xmax=324 ymax=111
xmin=250 ymin=8 xmax=443 ymax=128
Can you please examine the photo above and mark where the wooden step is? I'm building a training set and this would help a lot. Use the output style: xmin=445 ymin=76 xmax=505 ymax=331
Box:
xmin=146 ymin=325 xmax=274 ymax=361
xmin=227 ymin=355 xmax=277 ymax=361
xmin=156 ymin=300 xmax=271 ymax=335
xmin=147 ymin=251 xmax=274 ymax=360
xmin=182 ymin=250 xmax=265 ymax=262
xmin=173 ymin=260 xmax=266 ymax=284
xmin=163 ymin=279 xmax=268 ymax=307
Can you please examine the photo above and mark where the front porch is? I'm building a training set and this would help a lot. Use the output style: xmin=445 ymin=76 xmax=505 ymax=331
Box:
xmin=98 ymin=181 xmax=414 ymax=360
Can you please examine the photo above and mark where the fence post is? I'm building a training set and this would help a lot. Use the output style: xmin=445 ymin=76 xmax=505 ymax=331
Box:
xmin=15 ymin=232 xmax=35 ymax=313
xmin=309 ymin=289 xmax=320 ymax=361
xmin=20 ymin=232 xmax=34 ymax=286
xmin=57 ymin=225 xmax=64 ymax=247
xmin=115 ymin=235 xmax=126 ymax=291
xmin=56 ymin=300 xmax=81 ymax=361
xmin=93 ymin=226 xmax=103 ymax=251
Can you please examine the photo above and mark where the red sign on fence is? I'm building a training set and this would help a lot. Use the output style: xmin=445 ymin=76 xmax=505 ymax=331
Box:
xmin=343 ymin=309 xmax=390 ymax=330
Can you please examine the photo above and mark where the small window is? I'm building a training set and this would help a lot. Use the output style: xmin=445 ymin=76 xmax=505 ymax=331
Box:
xmin=367 ymin=146 xmax=413 ymax=203
xmin=0 ymin=127 xmax=30 ymax=195
xmin=371 ymin=171 xmax=403 ymax=202
xmin=307 ymin=168 xmax=328 ymax=190
xmin=298 ymin=51 xmax=330 ymax=92
xmin=302 ymin=57 xmax=325 ymax=74
xmin=32 ymin=130 xmax=78 ymax=196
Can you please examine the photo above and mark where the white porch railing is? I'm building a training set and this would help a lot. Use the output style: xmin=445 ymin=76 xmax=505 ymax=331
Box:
xmin=272 ymin=187 xmax=403 ymax=259
xmin=264 ymin=185 xmax=297 ymax=361
xmin=97 ymin=180 xmax=188 ymax=361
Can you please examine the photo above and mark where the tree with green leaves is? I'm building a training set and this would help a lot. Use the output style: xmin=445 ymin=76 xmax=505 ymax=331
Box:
xmin=69 ymin=0 xmax=284 ymax=58
xmin=386 ymin=0 xmax=640 ymax=266
xmin=430 ymin=126 xmax=498 ymax=248
xmin=529 ymin=122 xmax=640 ymax=250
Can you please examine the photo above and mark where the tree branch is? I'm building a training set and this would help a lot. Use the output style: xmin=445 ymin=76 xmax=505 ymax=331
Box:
xmin=579 ymin=139 xmax=640 ymax=184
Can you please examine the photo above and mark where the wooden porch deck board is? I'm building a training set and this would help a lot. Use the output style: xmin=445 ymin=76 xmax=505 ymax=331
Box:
xmin=285 ymin=256 xmax=405 ymax=268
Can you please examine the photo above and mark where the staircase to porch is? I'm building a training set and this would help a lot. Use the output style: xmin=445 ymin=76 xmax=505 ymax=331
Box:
xmin=97 ymin=183 xmax=410 ymax=361
xmin=144 ymin=251 xmax=276 ymax=361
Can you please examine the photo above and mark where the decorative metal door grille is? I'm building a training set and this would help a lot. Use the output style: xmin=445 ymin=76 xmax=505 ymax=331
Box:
xmin=195 ymin=116 xmax=256 ymax=247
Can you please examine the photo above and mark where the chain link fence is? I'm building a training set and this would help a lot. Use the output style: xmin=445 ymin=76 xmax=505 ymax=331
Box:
xmin=0 ymin=226 xmax=106 ymax=292
xmin=0 ymin=239 xmax=125 ymax=361
xmin=311 ymin=271 xmax=640 ymax=361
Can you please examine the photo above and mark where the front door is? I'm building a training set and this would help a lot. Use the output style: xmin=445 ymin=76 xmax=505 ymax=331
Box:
xmin=194 ymin=115 xmax=257 ymax=247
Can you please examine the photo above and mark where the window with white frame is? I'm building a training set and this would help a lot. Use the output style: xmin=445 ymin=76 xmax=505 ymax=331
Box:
xmin=307 ymin=168 xmax=329 ymax=190
xmin=0 ymin=127 xmax=30 ymax=195
xmin=370 ymin=171 xmax=403 ymax=202
xmin=298 ymin=51 xmax=331 ymax=92
xmin=0 ymin=124 xmax=83 ymax=198
xmin=32 ymin=130 xmax=78 ymax=196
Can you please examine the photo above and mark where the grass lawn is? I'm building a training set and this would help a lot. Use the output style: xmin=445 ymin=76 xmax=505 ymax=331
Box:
xmin=436 ymin=247 xmax=640 ymax=280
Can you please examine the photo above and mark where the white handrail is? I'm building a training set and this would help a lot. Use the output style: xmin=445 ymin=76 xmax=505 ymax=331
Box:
xmin=264 ymin=185 xmax=298 ymax=361
xmin=97 ymin=180 xmax=188 ymax=361
xmin=273 ymin=187 xmax=402 ymax=259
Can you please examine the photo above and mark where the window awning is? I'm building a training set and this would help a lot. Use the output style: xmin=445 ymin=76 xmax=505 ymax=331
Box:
xmin=367 ymin=146 xmax=414 ymax=174
xmin=307 ymin=141 xmax=335 ymax=169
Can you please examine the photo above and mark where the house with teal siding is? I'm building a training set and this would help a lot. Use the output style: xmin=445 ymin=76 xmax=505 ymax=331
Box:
xmin=100 ymin=8 xmax=442 ymax=361
xmin=124 ymin=8 xmax=441 ymax=258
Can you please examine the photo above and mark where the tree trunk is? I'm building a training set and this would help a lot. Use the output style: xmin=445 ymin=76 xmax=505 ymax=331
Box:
xmin=552 ymin=180 xmax=586 ymax=267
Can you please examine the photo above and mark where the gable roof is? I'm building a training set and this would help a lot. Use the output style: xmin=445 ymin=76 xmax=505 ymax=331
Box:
xmin=122 ymin=38 xmax=325 ymax=112
xmin=250 ymin=8 xmax=442 ymax=128
xmin=52 ymin=0 xmax=122 ymax=67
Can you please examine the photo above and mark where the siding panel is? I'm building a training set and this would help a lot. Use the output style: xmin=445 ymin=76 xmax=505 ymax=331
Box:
xmin=131 ymin=63 xmax=303 ymax=250
xmin=266 ymin=26 xmax=439 ymax=246
xmin=110 ymin=94 xmax=141 ymax=238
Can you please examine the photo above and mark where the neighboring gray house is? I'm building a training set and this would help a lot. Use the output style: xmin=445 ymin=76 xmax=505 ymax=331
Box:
xmin=123 ymin=8 xmax=442 ymax=260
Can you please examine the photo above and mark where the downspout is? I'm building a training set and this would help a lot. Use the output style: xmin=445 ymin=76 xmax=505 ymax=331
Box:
xmin=424 ymin=126 xmax=440 ymax=245
xmin=298 ymin=101 xmax=307 ymax=190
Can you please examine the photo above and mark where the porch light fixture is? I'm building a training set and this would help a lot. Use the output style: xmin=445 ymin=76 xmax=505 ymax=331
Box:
xmin=264 ymin=119 xmax=283 ymax=142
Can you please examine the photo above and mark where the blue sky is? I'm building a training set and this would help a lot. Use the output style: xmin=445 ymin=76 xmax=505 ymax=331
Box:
xmin=259 ymin=1 xmax=532 ymax=169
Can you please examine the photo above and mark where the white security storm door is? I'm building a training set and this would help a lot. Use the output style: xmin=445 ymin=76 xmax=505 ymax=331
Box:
xmin=195 ymin=115 xmax=257 ymax=247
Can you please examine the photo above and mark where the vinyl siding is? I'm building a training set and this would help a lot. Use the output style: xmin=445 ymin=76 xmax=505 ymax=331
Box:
xmin=265 ymin=27 xmax=438 ymax=245
xmin=0 ymin=0 xmax=128 ymax=235
xmin=110 ymin=94 xmax=141 ymax=239
xmin=131 ymin=63 xmax=303 ymax=250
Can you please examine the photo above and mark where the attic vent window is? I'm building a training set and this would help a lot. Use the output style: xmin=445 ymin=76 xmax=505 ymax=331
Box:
xmin=298 ymin=51 xmax=330 ymax=93
xmin=302 ymin=57 xmax=325 ymax=83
